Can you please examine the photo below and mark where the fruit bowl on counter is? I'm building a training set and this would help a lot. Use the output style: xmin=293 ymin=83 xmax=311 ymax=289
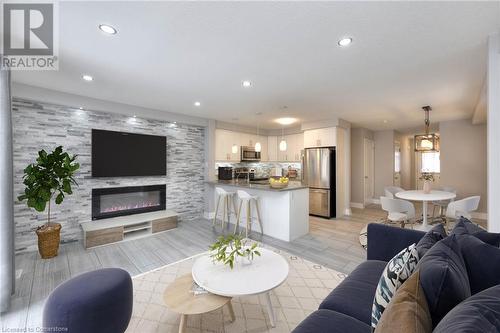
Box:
xmin=269 ymin=177 xmax=289 ymax=189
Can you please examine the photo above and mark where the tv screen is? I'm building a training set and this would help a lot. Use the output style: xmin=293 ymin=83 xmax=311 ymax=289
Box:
xmin=92 ymin=129 xmax=167 ymax=177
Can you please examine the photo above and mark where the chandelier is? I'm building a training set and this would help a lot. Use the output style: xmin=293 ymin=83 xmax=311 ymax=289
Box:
xmin=414 ymin=106 xmax=439 ymax=152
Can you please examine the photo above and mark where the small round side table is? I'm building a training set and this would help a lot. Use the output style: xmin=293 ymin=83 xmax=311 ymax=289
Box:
xmin=163 ymin=274 xmax=235 ymax=333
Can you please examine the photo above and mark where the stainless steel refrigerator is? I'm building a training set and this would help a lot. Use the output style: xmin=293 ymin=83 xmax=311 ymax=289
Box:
xmin=303 ymin=147 xmax=336 ymax=218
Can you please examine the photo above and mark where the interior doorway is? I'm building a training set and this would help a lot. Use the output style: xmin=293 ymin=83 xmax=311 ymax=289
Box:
xmin=394 ymin=141 xmax=401 ymax=187
xmin=363 ymin=138 xmax=375 ymax=206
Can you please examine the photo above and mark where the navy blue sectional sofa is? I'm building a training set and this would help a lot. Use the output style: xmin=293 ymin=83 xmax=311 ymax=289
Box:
xmin=292 ymin=224 xmax=425 ymax=333
xmin=292 ymin=222 xmax=500 ymax=333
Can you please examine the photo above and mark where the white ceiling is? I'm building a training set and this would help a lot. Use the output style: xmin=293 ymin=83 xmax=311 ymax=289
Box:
xmin=12 ymin=1 xmax=500 ymax=130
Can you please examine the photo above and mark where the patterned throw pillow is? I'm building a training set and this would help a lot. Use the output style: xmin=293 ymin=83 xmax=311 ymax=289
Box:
xmin=371 ymin=243 xmax=420 ymax=329
xmin=374 ymin=270 xmax=432 ymax=333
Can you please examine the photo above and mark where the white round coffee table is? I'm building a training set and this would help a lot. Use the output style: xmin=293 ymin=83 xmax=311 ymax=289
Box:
xmin=396 ymin=190 xmax=456 ymax=230
xmin=192 ymin=247 xmax=289 ymax=327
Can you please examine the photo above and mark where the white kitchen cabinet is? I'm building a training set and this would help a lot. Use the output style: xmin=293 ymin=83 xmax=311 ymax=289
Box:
xmin=291 ymin=133 xmax=304 ymax=161
xmin=240 ymin=133 xmax=264 ymax=148
xmin=215 ymin=129 xmax=241 ymax=161
xmin=216 ymin=129 xmax=298 ymax=162
xmin=267 ymin=136 xmax=278 ymax=161
xmin=239 ymin=133 xmax=251 ymax=147
xmin=257 ymin=135 xmax=268 ymax=161
xmin=276 ymin=133 xmax=303 ymax=162
xmin=277 ymin=136 xmax=288 ymax=161
xmin=304 ymin=127 xmax=336 ymax=148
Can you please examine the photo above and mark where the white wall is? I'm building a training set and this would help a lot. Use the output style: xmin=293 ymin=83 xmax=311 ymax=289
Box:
xmin=0 ymin=61 xmax=14 ymax=312
xmin=440 ymin=119 xmax=487 ymax=214
xmin=204 ymin=120 xmax=217 ymax=218
xmin=374 ymin=130 xmax=395 ymax=198
xmin=488 ymin=33 xmax=500 ymax=231
xmin=350 ymin=128 xmax=374 ymax=205
xmin=399 ymin=135 xmax=413 ymax=190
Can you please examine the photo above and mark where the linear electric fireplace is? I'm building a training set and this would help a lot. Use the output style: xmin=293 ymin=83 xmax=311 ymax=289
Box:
xmin=92 ymin=185 xmax=166 ymax=220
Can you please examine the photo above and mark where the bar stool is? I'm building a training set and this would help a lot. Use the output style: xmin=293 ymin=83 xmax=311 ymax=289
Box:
xmin=234 ymin=190 xmax=264 ymax=238
xmin=213 ymin=187 xmax=237 ymax=230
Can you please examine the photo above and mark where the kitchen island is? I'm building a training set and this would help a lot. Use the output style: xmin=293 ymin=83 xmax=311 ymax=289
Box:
xmin=207 ymin=180 xmax=309 ymax=242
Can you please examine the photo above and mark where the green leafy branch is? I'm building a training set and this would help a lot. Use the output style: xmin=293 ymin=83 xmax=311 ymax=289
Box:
xmin=209 ymin=234 xmax=261 ymax=269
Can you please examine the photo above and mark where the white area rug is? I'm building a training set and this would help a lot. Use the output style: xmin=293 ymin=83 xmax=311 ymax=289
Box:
xmin=126 ymin=243 xmax=347 ymax=333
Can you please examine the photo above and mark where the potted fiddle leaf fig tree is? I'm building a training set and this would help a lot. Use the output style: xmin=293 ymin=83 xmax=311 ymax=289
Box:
xmin=18 ymin=146 xmax=79 ymax=259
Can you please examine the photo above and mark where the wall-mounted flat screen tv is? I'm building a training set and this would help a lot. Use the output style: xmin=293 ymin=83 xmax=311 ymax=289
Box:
xmin=92 ymin=129 xmax=167 ymax=177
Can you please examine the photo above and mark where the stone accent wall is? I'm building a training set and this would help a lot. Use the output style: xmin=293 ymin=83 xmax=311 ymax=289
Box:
xmin=12 ymin=98 xmax=205 ymax=253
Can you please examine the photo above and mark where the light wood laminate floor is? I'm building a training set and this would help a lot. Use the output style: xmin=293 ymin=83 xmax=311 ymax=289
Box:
xmin=1 ymin=205 xmax=483 ymax=330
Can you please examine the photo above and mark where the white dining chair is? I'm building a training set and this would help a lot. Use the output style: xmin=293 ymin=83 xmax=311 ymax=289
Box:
xmin=380 ymin=196 xmax=416 ymax=229
xmin=445 ymin=196 xmax=480 ymax=220
xmin=384 ymin=186 xmax=405 ymax=199
xmin=432 ymin=186 xmax=456 ymax=222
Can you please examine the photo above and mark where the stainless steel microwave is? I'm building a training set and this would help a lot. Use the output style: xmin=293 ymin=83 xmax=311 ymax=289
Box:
xmin=240 ymin=146 xmax=261 ymax=162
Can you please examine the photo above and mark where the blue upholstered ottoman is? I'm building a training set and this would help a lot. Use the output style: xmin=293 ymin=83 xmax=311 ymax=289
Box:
xmin=43 ymin=268 xmax=133 ymax=333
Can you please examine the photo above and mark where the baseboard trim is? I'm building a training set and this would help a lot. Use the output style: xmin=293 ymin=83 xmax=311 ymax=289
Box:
xmin=350 ymin=202 xmax=364 ymax=209
xmin=471 ymin=212 xmax=487 ymax=220
xmin=203 ymin=211 xmax=215 ymax=219
xmin=366 ymin=198 xmax=380 ymax=205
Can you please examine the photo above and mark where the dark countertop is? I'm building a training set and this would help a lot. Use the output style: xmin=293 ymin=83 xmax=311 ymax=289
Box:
xmin=206 ymin=180 xmax=308 ymax=192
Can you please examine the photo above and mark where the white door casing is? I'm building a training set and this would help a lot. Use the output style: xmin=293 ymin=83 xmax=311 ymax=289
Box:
xmin=364 ymin=138 xmax=375 ymax=205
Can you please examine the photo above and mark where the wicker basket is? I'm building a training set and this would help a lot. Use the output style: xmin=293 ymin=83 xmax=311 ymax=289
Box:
xmin=36 ymin=223 xmax=61 ymax=259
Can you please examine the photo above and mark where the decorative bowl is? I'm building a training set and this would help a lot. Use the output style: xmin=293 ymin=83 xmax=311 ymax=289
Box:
xmin=269 ymin=177 xmax=289 ymax=189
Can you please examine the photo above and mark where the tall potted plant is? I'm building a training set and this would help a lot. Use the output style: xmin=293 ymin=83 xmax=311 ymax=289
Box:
xmin=18 ymin=146 xmax=79 ymax=259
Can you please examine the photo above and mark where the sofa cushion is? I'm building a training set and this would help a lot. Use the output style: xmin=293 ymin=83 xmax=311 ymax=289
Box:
xmin=458 ymin=234 xmax=500 ymax=295
xmin=371 ymin=243 xmax=419 ymax=328
xmin=291 ymin=309 xmax=371 ymax=333
xmin=319 ymin=260 xmax=386 ymax=325
xmin=416 ymin=223 xmax=447 ymax=258
xmin=367 ymin=223 xmax=425 ymax=262
xmin=433 ymin=285 xmax=500 ymax=333
xmin=418 ymin=235 xmax=471 ymax=327
xmin=374 ymin=270 xmax=432 ymax=333
xmin=451 ymin=217 xmax=500 ymax=247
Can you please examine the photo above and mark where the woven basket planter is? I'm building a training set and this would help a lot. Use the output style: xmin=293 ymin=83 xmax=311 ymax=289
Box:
xmin=36 ymin=223 xmax=61 ymax=259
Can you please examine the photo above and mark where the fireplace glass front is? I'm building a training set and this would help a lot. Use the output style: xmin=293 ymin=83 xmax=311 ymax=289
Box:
xmin=92 ymin=185 xmax=166 ymax=220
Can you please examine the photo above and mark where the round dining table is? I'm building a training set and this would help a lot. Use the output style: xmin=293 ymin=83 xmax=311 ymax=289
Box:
xmin=395 ymin=190 xmax=456 ymax=230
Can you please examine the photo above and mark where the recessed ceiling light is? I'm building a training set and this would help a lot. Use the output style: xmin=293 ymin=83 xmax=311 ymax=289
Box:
xmin=275 ymin=117 xmax=298 ymax=125
xmin=242 ymin=80 xmax=252 ymax=88
xmin=194 ymin=101 xmax=201 ymax=107
xmin=82 ymin=74 xmax=93 ymax=81
xmin=79 ymin=107 xmax=83 ymax=110
xmin=133 ymin=115 xmax=137 ymax=118
xmin=383 ymin=120 xmax=388 ymax=124
xmin=99 ymin=24 xmax=117 ymax=35
xmin=337 ymin=37 xmax=353 ymax=47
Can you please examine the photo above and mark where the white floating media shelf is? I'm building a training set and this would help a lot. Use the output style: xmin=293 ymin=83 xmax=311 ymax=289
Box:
xmin=80 ymin=210 xmax=178 ymax=248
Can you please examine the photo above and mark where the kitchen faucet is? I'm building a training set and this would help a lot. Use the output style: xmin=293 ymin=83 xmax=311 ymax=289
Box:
xmin=234 ymin=172 xmax=250 ymax=184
